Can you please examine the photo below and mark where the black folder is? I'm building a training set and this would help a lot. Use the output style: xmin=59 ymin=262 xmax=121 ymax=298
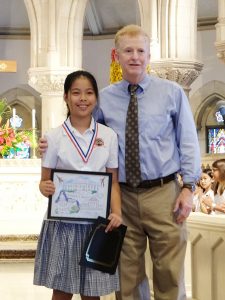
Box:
xmin=80 ymin=216 xmax=127 ymax=274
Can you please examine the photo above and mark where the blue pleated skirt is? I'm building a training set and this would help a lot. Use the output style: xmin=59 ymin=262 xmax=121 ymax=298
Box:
xmin=33 ymin=220 xmax=120 ymax=296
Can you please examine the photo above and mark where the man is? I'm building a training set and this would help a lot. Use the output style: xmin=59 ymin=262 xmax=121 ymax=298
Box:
xmin=39 ymin=25 xmax=201 ymax=300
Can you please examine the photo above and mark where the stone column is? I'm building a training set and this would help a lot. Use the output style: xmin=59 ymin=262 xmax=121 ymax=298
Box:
xmin=139 ymin=0 xmax=203 ymax=95
xmin=215 ymin=0 xmax=225 ymax=62
xmin=24 ymin=0 xmax=88 ymax=133
xmin=28 ymin=67 xmax=73 ymax=134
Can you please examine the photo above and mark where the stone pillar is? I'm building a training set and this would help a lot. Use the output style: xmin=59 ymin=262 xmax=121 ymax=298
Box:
xmin=139 ymin=0 xmax=203 ymax=94
xmin=215 ymin=0 xmax=225 ymax=62
xmin=28 ymin=67 xmax=73 ymax=134
xmin=24 ymin=0 xmax=88 ymax=133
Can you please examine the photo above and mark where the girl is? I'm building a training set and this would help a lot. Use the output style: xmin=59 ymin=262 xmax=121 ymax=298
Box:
xmin=202 ymin=159 xmax=225 ymax=214
xmin=194 ymin=169 xmax=214 ymax=214
xmin=34 ymin=70 xmax=122 ymax=300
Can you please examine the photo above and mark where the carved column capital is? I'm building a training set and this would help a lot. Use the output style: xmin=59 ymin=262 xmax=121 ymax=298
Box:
xmin=150 ymin=60 xmax=204 ymax=91
xmin=215 ymin=41 xmax=225 ymax=63
xmin=28 ymin=67 xmax=75 ymax=95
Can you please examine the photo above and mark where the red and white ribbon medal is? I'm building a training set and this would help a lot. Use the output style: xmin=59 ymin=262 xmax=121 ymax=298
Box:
xmin=62 ymin=121 xmax=98 ymax=163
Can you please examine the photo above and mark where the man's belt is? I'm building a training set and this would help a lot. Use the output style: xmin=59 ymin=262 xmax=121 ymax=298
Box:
xmin=120 ymin=173 xmax=176 ymax=189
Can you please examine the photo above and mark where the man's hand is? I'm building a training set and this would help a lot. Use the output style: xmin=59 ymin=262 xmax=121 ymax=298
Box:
xmin=173 ymin=188 xmax=193 ymax=224
xmin=38 ymin=137 xmax=48 ymax=157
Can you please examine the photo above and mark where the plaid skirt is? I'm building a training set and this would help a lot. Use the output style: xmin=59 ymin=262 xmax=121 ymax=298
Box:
xmin=33 ymin=220 xmax=120 ymax=296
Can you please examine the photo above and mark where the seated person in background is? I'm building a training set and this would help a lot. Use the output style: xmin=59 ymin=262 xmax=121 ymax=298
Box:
xmin=198 ymin=169 xmax=214 ymax=214
xmin=202 ymin=159 xmax=225 ymax=214
xmin=192 ymin=181 xmax=202 ymax=212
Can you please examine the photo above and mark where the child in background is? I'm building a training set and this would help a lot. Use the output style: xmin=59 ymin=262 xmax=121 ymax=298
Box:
xmin=197 ymin=169 xmax=214 ymax=214
xmin=202 ymin=159 xmax=225 ymax=214
xmin=34 ymin=70 xmax=122 ymax=300
xmin=192 ymin=181 xmax=202 ymax=212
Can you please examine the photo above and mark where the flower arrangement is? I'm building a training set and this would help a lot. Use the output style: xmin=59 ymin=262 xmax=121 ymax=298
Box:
xmin=0 ymin=98 xmax=36 ymax=159
xmin=0 ymin=126 xmax=32 ymax=158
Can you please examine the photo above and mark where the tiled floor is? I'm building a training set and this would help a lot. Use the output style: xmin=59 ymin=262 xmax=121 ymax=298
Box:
xmin=0 ymin=260 xmax=115 ymax=300
xmin=0 ymin=260 xmax=52 ymax=300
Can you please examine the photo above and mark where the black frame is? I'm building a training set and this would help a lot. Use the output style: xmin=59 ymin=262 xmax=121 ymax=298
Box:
xmin=47 ymin=169 xmax=112 ymax=221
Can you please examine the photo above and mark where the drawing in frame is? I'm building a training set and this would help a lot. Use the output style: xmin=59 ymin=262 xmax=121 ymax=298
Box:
xmin=47 ymin=169 xmax=112 ymax=221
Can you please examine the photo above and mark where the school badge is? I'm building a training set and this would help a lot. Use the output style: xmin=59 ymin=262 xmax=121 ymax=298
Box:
xmin=95 ymin=138 xmax=104 ymax=146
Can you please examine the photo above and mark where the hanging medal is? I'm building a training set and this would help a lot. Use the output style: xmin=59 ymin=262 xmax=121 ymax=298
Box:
xmin=62 ymin=120 xmax=98 ymax=163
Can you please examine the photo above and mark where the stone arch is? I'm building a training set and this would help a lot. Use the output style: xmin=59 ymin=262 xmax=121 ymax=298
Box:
xmin=191 ymin=80 xmax=225 ymax=130
xmin=0 ymin=85 xmax=41 ymax=131
xmin=190 ymin=80 xmax=225 ymax=155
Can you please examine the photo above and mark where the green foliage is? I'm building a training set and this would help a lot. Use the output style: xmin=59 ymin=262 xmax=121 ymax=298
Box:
xmin=0 ymin=98 xmax=12 ymax=127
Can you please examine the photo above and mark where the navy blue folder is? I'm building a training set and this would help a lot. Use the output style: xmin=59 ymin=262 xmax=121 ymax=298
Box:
xmin=80 ymin=216 xmax=127 ymax=274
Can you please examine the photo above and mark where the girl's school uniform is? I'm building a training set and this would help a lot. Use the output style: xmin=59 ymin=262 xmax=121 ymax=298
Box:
xmin=194 ymin=189 xmax=214 ymax=213
xmin=33 ymin=118 xmax=120 ymax=296
xmin=214 ymin=190 xmax=225 ymax=215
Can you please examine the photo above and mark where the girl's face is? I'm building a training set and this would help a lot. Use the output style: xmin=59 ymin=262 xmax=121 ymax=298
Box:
xmin=200 ymin=173 xmax=212 ymax=190
xmin=64 ymin=76 xmax=97 ymax=119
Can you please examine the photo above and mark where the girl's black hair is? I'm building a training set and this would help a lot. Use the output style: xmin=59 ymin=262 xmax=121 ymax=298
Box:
xmin=64 ymin=70 xmax=99 ymax=117
xmin=202 ymin=168 xmax=213 ymax=178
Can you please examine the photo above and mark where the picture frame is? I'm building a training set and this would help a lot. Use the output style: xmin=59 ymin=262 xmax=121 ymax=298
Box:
xmin=47 ymin=169 xmax=112 ymax=221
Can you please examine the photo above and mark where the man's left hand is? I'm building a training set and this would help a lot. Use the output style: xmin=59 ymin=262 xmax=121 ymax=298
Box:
xmin=173 ymin=188 xmax=193 ymax=224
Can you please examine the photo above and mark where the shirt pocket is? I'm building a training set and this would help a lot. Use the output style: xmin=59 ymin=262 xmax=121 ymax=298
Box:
xmin=140 ymin=114 xmax=171 ymax=140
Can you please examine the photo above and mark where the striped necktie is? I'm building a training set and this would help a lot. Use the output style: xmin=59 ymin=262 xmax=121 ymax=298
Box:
xmin=125 ymin=84 xmax=141 ymax=188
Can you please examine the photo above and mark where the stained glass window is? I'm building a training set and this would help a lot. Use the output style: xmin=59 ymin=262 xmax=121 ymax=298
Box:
xmin=207 ymin=126 xmax=225 ymax=154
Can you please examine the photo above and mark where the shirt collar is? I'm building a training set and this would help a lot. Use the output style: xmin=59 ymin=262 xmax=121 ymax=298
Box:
xmin=121 ymin=74 xmax=151 ymax=94
xmin=64 ymin=117 xmax=96 ymax=136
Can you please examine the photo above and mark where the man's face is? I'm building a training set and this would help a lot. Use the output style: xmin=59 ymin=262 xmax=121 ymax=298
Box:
xmin=115 ymin=34 xmax=150 ymax=84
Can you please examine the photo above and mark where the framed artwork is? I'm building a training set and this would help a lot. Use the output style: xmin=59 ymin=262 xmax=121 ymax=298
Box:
xmin=48 ymin=169 xmax=112 ymax=221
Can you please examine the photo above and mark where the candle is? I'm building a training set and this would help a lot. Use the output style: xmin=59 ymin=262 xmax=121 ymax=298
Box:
xmin=12 ymin=108 xmax=16 ymax=129
xmin=32 ymin=109 xmax=36 ymax=128
xmin=13 ymin=108 xmax=16 ymax=119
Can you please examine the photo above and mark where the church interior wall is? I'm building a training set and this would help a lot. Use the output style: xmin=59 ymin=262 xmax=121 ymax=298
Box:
xmin=0 ymin=38 xmax=30 ymax=93
xmin=1 ymin=27 xmax=224 ymax=160
xmin=82 ymin=38 xmax=114 ymax=90
xmin=190 ymin=29 xmax=225 ymax=97
xmin=1 ymin=29 xmax=223 ymax=98
xmin=0 ymin=2 xmax=224 ymax=299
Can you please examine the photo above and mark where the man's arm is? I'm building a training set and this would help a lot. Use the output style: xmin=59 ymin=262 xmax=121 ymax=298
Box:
xmin=173 ymin=87 xmax=201 ymax=223
xmin=38 ymin=137 xmax=48 ymax=156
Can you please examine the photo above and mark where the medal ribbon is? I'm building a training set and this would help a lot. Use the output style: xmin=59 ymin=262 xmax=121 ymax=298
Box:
xmin=62 ymin=120 xmax=98 ymax=163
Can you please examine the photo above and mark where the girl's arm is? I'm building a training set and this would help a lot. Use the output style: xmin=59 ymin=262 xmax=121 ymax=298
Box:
xmin=212 ymin=203 xmax=225 ymax=213
xmin=105 ymin=167 xmax=122 ymax=232
xmin=39 ymin=167 xmax=55 ymax=197
xmin=202 ymin=196 xmax=225 ymax=213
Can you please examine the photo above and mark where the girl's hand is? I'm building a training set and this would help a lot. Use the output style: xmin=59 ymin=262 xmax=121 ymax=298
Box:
xmin=105 ymin=213 xmax=123 ymax=232
xmin=201 ymin=196 xmax=213 ymax=208
xmin=199 ymin=199 xmax=211 ymax=214
xmin=39 ymin=180 xmax=55 ymax=197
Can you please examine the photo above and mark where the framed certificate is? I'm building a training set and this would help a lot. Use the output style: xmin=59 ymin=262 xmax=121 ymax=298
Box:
xmin=47 ymin=169 xmax=112 ymax=221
